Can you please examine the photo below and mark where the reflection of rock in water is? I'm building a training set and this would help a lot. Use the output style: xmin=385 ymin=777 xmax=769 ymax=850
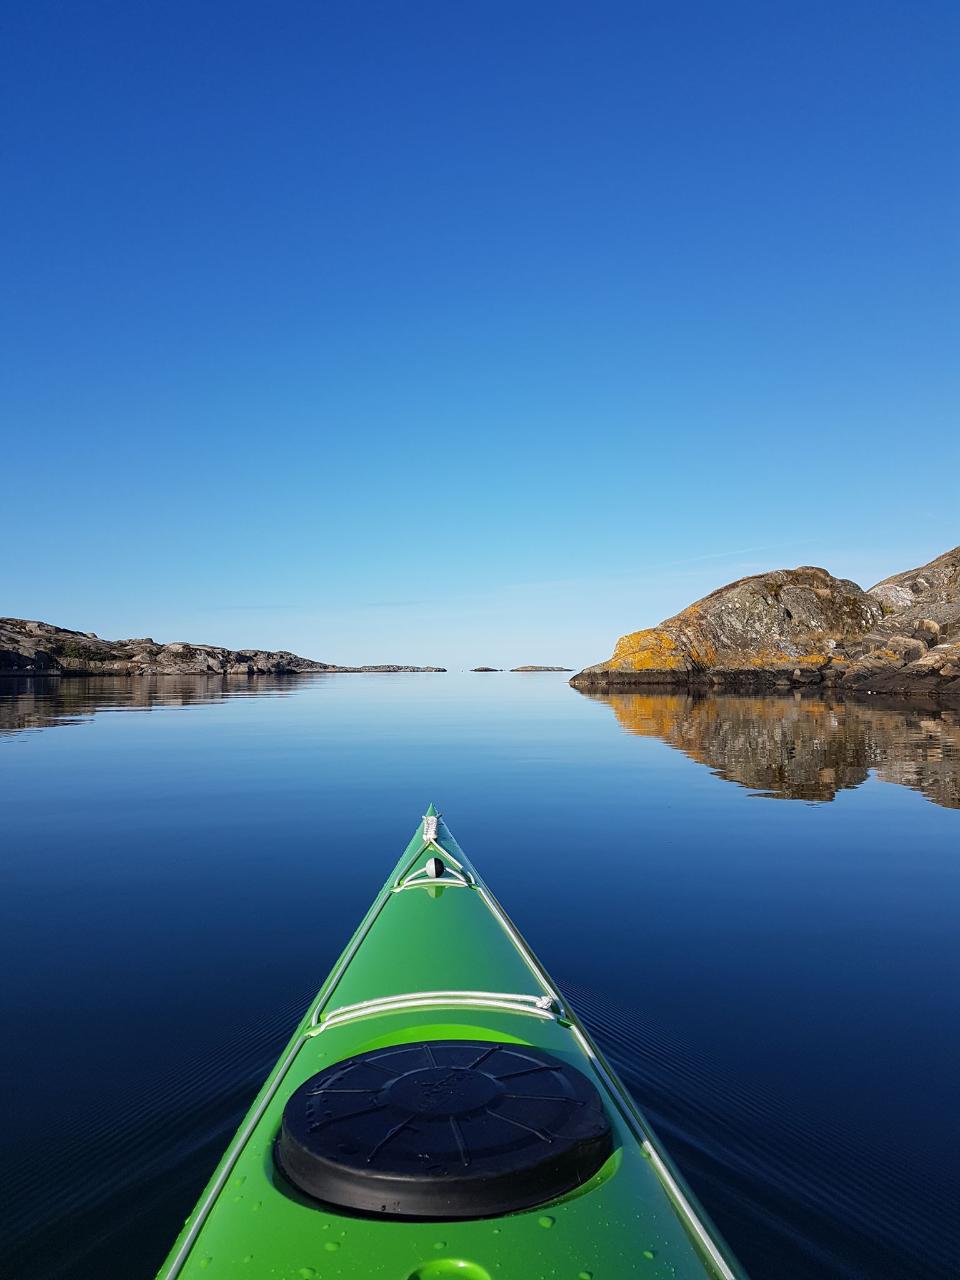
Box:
xmin=581 ymin=690 xmax=960 ymax=809
xmin=873 ymin=719 xmax=960 ymax=810
xmin=0 ymin=674 xmax=302 ymax=736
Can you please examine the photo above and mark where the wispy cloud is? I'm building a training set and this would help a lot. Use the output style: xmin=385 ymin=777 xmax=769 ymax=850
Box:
xmin=201 ymin=604 xmax=306 ymax=612
xmin=656 ymin=540 xmax=821 ymax=569
xmin=356 ymin=599 xmax=428 ymax=610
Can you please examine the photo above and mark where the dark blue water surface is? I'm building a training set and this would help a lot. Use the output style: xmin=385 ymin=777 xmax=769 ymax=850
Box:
xmin=1 ymin=674 xmax=958 ymax=1280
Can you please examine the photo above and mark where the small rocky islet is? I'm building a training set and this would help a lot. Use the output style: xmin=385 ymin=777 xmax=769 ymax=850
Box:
xmin=470 ymin=666 xmax=572 ymax=672
xmin=571 ymin=545 xmax=960 ymax=698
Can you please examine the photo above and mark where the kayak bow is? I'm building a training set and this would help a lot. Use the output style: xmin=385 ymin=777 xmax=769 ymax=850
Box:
xmin=157 ymin=806 xmax=745 ymax=1280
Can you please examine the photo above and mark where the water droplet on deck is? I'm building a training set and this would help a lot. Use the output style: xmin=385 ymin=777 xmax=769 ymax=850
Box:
xmin=538 ymin=1215 xmax=555 ymax=1228
xmin=434 ymin=1242 xmax=446 ymax=1250
xmin=324 ymin=1241 xmax=341 ymax=1252
xmin=298 ymin=1269 xmax=318 ymax=1278
xmin=642 ymin=1249 xmax=656 ymax=1260
xmin=198 ymin=1259 xmax=212 ymax=1270
xmin=578 ymin=1272 xmax=593 ymax=1279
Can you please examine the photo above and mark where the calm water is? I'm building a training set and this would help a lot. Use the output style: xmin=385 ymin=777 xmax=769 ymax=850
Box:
xmin=2 ymin=674 xmax=958 ymax=1280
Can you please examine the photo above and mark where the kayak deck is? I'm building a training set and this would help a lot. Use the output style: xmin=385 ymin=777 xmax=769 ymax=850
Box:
xmin=157 ymin=808 xmax=744 ymax=1280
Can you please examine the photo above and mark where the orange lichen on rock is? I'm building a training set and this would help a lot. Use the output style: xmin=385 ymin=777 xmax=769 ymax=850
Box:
xmin=572 ymin=564 xmax=887 ymax=689
xmin=572 ymin=547 xmax=960 ymax=693
xmin=610 ymin=628 xmax=690 ymax=671
xmin=743 ymin=650 xmax=829 ymax=669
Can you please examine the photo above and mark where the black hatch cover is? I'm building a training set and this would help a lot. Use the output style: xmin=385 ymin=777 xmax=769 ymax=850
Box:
xmin=274 ymin=1040 xmax=612 ymax=1218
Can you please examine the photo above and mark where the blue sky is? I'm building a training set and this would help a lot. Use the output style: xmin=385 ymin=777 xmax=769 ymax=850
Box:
xmin=3 ymin=1 xmax=957 ymax=667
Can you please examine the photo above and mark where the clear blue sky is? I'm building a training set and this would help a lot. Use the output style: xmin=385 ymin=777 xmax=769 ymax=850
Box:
xmin=3 ymin=1 xmax=957 ymax=667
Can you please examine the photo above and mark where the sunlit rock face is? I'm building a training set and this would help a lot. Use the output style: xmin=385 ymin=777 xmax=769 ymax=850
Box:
xmin=869 ymin=545 xmax=960 ymax=638
xmin=836 ymin=547 xmax=960 ymax=694
xmin=577 ymin=689 xmax=960 ymax=808
xmin=572 ymin=546 xmax=960 ymax=697
xmin=572 ymin=567 xmax=882 ymax=689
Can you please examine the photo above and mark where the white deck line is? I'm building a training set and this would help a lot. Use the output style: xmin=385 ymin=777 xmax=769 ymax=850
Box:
xmin=475 ymin=884 xmax=560 ymax=1005
xmin=392 ymin=839 xmax=468 ymax=884
xmin=568 ymin=1024 xmax=736 ymax=1280
xmin=158 ymin=1035 xmax=307 ymax=1280
xmin=318 ymin=989 xmax=550 ymax=1017
xmin=309 ymin=994 xmax=556 ymax=1035
xmin=394 ymin=864 xmax=470 ymax=890
xmin=393 ymin=880 xmax=469 ymax=892
xmin=308 ymin=893 xmax=396 ymax=1026
xmin=642 ymin=1141 xmax=738 ymax=1280
xmin=311 ymin=840 xmax=473 ymax=1026
xmin=468 ymin=868 xmax=736 ymax=1279
xmin=159 ymin=987 xmax=555 ymax=1280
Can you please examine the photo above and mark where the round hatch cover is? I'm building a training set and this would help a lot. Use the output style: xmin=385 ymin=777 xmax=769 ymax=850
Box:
xmin=275 ymin=1040 xmax=612 ymax=1218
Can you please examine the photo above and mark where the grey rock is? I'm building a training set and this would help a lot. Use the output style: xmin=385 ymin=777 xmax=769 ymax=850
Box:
xmin=885 ymin=636 xmax=928 ymax=665
xmin=859 ymin=633 xmax=889 ymax=654
xmin=843 ymin=642 xmax=960 ymax=693
xmin=0 ymin=618 xmax=447 ymax=677
xmin=914 ymin=618 xmax=940 ymax=644
xmin=869 ymin=546 xmax=960 ymax=641
xmin=572 ymin=566 xmax=881 ymax=691
xmin=842 ymin=650 xmax=906 ymax=688
xmin=573 ymin=545 xmax=960 ymax=699
xmin=792 ymin=668 xmax=822 ymax=685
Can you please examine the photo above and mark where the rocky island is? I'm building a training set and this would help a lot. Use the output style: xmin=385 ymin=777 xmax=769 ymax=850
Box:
xmin=571 ymin=545 xmax=960 ymax=698
xmin=510 ymin=665 xmax=573 ymax=672
xmin=0 ymin=619 xmax=446 ymax=676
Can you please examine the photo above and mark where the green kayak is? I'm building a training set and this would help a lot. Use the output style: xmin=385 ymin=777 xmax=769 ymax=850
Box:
xmin=157 ymin=807 xmax=745 ymax=1280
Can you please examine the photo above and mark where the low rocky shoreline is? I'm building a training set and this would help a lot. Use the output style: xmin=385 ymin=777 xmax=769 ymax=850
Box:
xmin=470 ymin=665 xmax=572 ymax=672
xmin=571 ymin=546 xmax=960 ymax=699
xmin=0 ymin=619 xmax=445 ymax=677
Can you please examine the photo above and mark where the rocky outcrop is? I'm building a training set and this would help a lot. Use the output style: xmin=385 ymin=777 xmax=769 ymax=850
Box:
xmin=572 ymin=567 xmax=881 ymax=689
xmin=869 ymin=546 xmax=960 ymax=639
xmin=833 ymin=642 xmax=960 ymax=694
xmin=572 ymin=547 xmax=960 ymax=699
xmin=471 ymin=667 xmax=501 ymax=672
xmin=0 ymin=618 xmax=446 ymax=676
xmin=510 ymin=665 xmax=573 ymax=672
xmin=334 ymin=664 xmax=446 ymax=672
